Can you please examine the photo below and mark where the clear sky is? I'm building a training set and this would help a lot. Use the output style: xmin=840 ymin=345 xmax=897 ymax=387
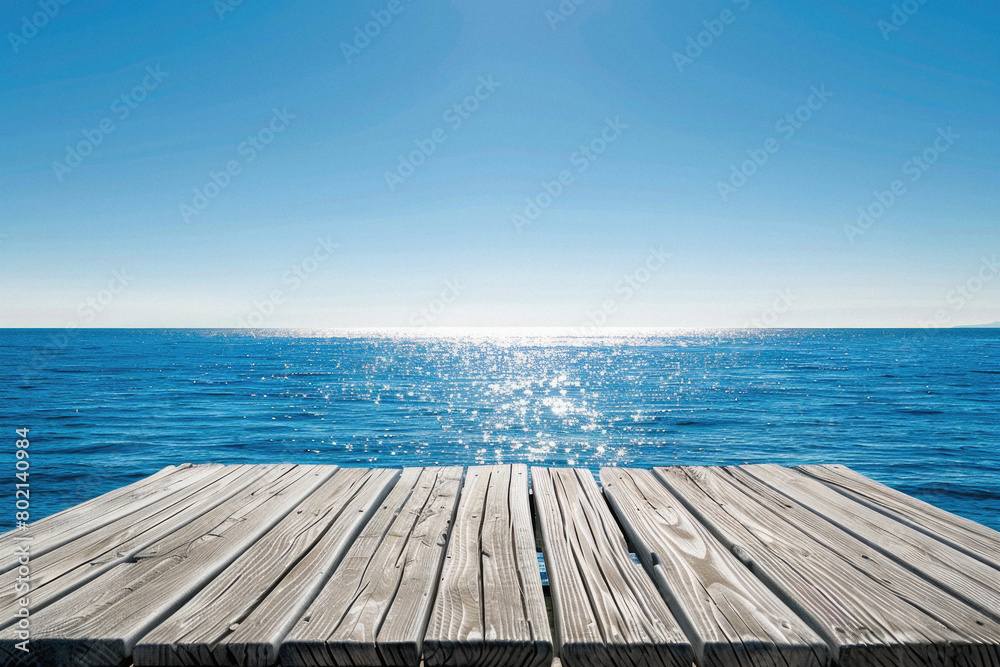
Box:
xmin=2 ymin=0 xmax=998 ymax=328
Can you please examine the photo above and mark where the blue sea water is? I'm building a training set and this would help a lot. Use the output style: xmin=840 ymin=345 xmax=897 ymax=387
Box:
xmin=1 ymin=328 xmax=997 ymax=531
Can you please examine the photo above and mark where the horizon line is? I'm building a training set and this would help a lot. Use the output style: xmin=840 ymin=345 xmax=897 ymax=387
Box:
xmin=2 ymin=325 xmax=996 ymax=333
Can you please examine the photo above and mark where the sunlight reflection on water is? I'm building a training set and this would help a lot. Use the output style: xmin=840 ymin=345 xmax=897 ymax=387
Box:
xmin=2 ymin=327 xmax=999 ymax=529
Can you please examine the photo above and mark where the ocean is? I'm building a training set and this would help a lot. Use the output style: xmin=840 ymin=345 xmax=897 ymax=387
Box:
xmin=2 ymin=328 xmax=998 ymax=531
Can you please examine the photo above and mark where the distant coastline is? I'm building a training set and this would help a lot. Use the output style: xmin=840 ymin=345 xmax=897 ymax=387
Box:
xmin=954 ymin=321 xmax=1000 ymax=328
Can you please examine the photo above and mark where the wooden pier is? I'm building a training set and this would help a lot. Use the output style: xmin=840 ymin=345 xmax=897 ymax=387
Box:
xmin=2 ymin=463 xmax=999 ymax=667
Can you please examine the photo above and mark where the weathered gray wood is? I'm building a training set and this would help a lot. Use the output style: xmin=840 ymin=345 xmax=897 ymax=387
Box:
xmin=532 ymin=467 xmax=692 ymax=667
xmin=798 ymin=464 xmax=1000 ymax=570
xmin=599 ymin=467 xmax=827 ymax=667
xmin=0 ymin=464 xmax=268 ymax=630
xmin=220 ymin=466 xmax=401 ymax=667
xmin=744 ymin=464 xmax=1000 ymax=624
xmin=133 ymin=467 xmax=399 ymax=667
xmin=5 ymin=462 xmax=1000 ymax=667
xmin=0 ymin=463 xmax=219 ymax=572
xmin=0 ymin=465 xmax=336 ymax=667
xmin=657 ymin=465 xmax=1000 ymax=667
xmin=280 ymin=467 xmax=462 ymax=667
xmin=424 ymin=465 xmax=553 ymax=667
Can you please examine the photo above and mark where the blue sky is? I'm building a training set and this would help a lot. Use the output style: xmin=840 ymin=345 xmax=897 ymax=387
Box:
xmin=1 ymin=0 xmax=997 ymax=328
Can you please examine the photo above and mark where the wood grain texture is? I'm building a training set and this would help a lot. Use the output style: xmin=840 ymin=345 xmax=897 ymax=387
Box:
xmin=0 ymin=464 xmax=336 ymax=667
xmin=219 ymin=467 xmax=400 ymax=667
xmin=657 ymin=465 xmax=1000 ymax=667
xmin=423 ymin=465 xmax=553 ymax=667
xmin=532 ymin=467 xmax=692 ymax=667
xmin=743 ymin=464 xmax=1000 ymax=624
xmin=0 ymin=463 xmax=219 ymax=572
xmin=281 ymin=467 xmax=462 ymax=667
xmin=599 ymin=467 xmax=827 ymax=667
xmin=798 ymin=464 xmax=1000 ymax=571
xmin=0 ymin=464 xmax=266 ymax=630
xmin=133 ymin=467 xmax=399 ymax=667
xmin=6 ymin=463 xmax=1000 ymax=667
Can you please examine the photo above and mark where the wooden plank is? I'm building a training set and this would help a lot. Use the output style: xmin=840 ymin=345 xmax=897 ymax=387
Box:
xmin=133 ymin=467 xmax=400 ymax=667
xmin=0 ymin=464 xmax=336 ymax=667
xmin=532 ymin=467 xmax=692 ymax=667
xmin=219 ymin=468 xmax=398 ymax=667
xmin=744 ymin=464 xmax=1000 ymax=624
xmin=657 ymin=466 xmax=1000 ymax=667
xmin=599 ymin=467 xmax=827 ymax=667
xmin=280 ymin=467 xmax=463 ymax=667
xmin=798 ymin=464 xmax=1000 ymax=570
xmin=423 ymin=464 xmax=552 ymax=667
xmin=0 ymin=464 xmax=268 ymax=629
xmin=0 ymin=463 xmax=220 ymax=572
